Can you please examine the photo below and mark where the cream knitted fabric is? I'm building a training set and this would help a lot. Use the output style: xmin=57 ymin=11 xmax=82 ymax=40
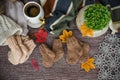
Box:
xmin=6 ymin=1 xmax=28 ymax=36
xmin=7 ymin=36 xmax=23 ymax=65
xmin=0 ymin=15 xmax=23 ymax=46
xmin=7 ymin=35 xmax=36 ymax=65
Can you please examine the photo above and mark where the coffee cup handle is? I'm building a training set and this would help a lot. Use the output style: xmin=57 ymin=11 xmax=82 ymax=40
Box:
xmin=39 ymin=17 xmax=45 ymax=25
xmin=39 ymin=17 xmax=45 ymax=29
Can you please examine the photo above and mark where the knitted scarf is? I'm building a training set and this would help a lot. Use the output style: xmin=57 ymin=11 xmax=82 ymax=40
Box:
xmin=43 ymin=0 xmax=83 ymax=35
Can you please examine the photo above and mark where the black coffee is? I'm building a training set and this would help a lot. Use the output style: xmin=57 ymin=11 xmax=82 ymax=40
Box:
xmin=24 ymin=3 xmax=40 ymax=17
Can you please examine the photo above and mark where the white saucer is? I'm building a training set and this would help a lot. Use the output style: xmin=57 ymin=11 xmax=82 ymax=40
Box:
xmin=27 ymin=21 xmax=42 ymax=28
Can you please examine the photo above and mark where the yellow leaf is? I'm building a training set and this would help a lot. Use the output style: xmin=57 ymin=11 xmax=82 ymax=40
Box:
xmin=68 ymin=31 xmax=73 ymax=37
xmin=63 ymin=30 xmax=68 ymax=37
xmin=79 ymin=22 xmax=94 ymax=37
xmin=81 ymin=58 xmax=96 ymax=72
xmin=89 ymin=63 xmax=95 ymax=69
xmin=62 ymin=41 xmax=66 ymax=43
xmin=59 ymin=35 xmax=65 ymax=39
xmin=59 ymin=29 xmax=73 ymax=43
xmin=61 ymin=38 xmax=65 ymax=41
xmin=81 ymin=63 xmax=90 ymax=72
xmin=87 ymin=58 xmax=94 ymax=64
xmin=81 ymin=63 xmax=85 ymax=69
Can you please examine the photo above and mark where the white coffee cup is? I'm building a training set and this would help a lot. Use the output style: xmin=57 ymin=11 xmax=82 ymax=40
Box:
xmin=23 ymin=1 xmax=44 ymax=28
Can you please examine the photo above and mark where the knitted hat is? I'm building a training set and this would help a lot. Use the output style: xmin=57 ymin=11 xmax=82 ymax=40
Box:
xmin=0 ymin=15 xmax=23 ymax=46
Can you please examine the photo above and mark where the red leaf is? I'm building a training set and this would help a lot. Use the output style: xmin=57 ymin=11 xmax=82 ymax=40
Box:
xmin=34 ymin=29 xmax=48 ymax=43
xmin=31 ymin=59 xmax=39 ymax=70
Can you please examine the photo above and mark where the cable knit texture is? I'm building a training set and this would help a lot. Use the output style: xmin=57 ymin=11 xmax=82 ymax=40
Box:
xmin=0 ymin=15 xmax=23 ymax=46
xmin=6 ymin=35 xmax=36 ymax=65
xmin=5 ymin=1 xmax=28 ymax=36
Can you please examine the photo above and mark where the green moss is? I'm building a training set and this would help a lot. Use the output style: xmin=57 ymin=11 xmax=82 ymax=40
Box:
xmin=84 ymin=4 xmax=110 ymax=30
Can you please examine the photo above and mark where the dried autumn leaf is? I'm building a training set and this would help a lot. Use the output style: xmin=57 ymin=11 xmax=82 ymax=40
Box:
xmin=79 ymin=22 xmax=94 ymax=37
xmin=81 ymin=58 xmax=96 ymax=72
xmin=59 ymin=30 xmax=73 ymax=43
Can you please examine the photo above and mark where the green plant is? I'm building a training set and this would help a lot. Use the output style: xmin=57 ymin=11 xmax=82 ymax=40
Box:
xmin=84 ymin=4 xmax=110 ymax=30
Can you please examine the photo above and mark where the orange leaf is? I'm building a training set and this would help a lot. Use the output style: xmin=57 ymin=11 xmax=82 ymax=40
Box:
xmin=79 ymin=22 xmax=94 ymax=37
xmin=81 ymin=58 xmax=96 ymax=72
xmin=81 ymin=63 xmax=90 ymax=72
xmin=59 ymin=30 xmax=73 ymax=43
xmin=68 ymin=31 xmax=73 ymax=37
xmin=63 ymin=30 xmax=68 ymax=37
xmin=89 ymin=63 xmax=95 ymax=69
